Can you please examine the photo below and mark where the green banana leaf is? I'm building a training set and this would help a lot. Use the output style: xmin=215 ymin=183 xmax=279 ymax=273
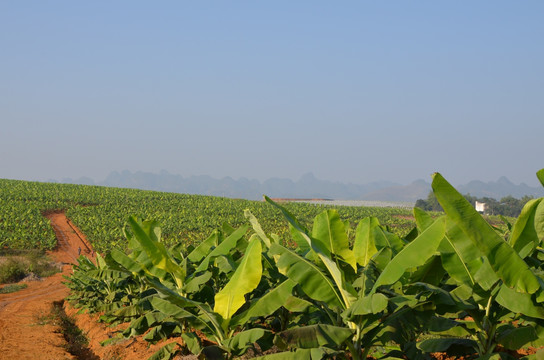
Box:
xmin=252 ymin=348 xmax=335 ymax=360
xmin=186 ymin=230 xmax=219 ymax=263
xmin=231 ymin=279 xmax=297 ymax=326
xmin=312 ymin=209 xmax=357 ymax=271
xmin=496 ymin=284 xmax=544 ymax=319
xmin=109 ymin=248 xmax=147 ymax=274
xmin=147 ymin=342 xmax=178 ymax=360
xmin=264 ymin=196 xmax=310 ymax=233
xmin=290 ymin=223 xmax=311 ymax=253
xmin=509 ymin=199 xmax=543 ymax=259
xmin=409 ymin=256 xmax=446 ymax=286
xmin=123 ymin=311 xmax=168 ymax=337
xmin=270 ymin=243 xmax=344 ymax=309
xmin=180 ymin=332 xmax=201 ymax=355
xmin=472 ymin=257 xmax=500 ymax=291
xmin=438 ymin=220 xmax=484 ymax=288
xmin=383 ymin=231 xmax=405 ymax=255
xmin=537 ymin=201 xmax=544 ymax=246
xmin=127 ymin=217 xmax=186 ymax=288
xmin=214 ymin=235 xmax=263 ymax=323
xmin=352 ymin=217 xmax=379 ymax=267
xmin=371 ymin=217 xmax=446 ymax=292
xmin=183 ymin=270 xmax=213 ymax=294
xmin=146 ymin=278 xmax=224 ymax=341
xmin=345 ymin=293 xmax=388 ymax=316
xmin=414 ymin=207 xmax=434 ymax=231
xmin=537 ymin=168 xmax=544 ymax=187
xmin=418 ymin=337 xmax=477 ymax=353
xmin=244 ymin=209 xmax=272 ymax=247
xmin=432 ymin=173 xmax=540 ymax=294
xmin=112 ymin=304 xmax=141 ymax=319
xmin=143 ymin=323 xmax=181 ymax=344
xmin=222 ymin=328 xmax=273 ymax=356
xmin=194 ymin=224 xmax=249 ymax=273
xmin=265 ymin=197 xmax=356 ymax=308
xmin=284 ymin=295 xmax=313 ymax=312
xmin=150 ymin=296 xmax=198 ymax=319
xmin=497 ymin=324 xmax=539 ymax=350
xmin=275 ymin=324 xmax=354 ymax=350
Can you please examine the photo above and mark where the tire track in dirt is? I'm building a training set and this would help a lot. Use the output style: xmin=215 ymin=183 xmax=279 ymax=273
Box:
xmin=0 ymin=213 xmax=187 ymax=360
xmin=0 ymin=212 xmax=96 ymax=360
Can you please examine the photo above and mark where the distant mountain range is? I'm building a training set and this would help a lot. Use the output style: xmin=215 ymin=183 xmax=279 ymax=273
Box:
xmin=51 ymin=170 xmax=544 ymax=203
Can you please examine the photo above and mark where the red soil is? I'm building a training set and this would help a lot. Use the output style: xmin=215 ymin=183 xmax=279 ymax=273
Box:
xmin=0 ymin=213 xmax=88 ymax=359
xmin=0 ymin=213 xmax=185 ymax=360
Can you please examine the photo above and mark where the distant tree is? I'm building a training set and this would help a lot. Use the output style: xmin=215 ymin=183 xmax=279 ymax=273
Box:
xmin=414 ymin=198 xmax=428 ymax=210
xmin=463 ymin=194 xmax=477 ymax=206
xmin=415 ymin=191 xmax=443 ymax=212
xmin=415 ymin=192 xmax=533 ymax=217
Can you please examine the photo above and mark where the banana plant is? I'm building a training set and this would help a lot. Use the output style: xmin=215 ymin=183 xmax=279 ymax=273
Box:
xmin=107 ymin=217 xmax=276 ymax=359
xmin=65 ymin=254 xmax=143 ymax=316
xmin=261 ymin=196 xmax=447 ymax=359
xmin=418 ymin=171 xmax=544 ymax=357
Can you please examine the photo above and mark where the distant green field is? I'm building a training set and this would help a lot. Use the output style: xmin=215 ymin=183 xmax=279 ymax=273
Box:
xmin=0 ymin=179 xmax=417 ymax=253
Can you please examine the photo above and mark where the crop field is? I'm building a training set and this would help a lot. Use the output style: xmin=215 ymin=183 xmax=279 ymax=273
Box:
xmin=2 ymin=169 xmax=544 ymax=359
xmin=64 ymin=170 xmax=544 ymax=360
xmin=0 ymin=179 xmax=418 ymax=253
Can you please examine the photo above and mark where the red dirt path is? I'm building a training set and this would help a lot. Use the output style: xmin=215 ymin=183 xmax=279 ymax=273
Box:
xmin=0 ymin=213 xmax=91 ymax=360
xmin=0 ymin=213 xmax=184 ymax=360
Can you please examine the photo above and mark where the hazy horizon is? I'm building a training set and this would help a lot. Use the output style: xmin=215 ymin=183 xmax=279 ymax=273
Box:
xmin=2 ymin=2 xmax=543 ymax=187
xmin=7 ymin=168 xmax=542 ymax=190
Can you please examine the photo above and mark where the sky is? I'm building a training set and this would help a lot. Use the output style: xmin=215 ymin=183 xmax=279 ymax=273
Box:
xmin=1 ymin=1 xmax=543 ymax=187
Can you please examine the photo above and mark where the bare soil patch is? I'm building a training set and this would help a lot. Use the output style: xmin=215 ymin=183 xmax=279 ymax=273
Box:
xmin=0 ymin=212 xmax=188 ymax=360
xmin=0 ymin=213 xmax=87 ymax=360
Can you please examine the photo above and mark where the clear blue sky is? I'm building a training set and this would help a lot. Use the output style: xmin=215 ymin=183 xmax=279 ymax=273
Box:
xmin=1 ymin=1 xmax=543 ymax=187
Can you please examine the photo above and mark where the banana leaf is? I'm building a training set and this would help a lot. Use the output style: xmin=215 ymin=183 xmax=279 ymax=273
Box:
xmin=253 ymin=348 xmax=337 ymax=360
xmin=274 ymin=324 xmax=354 ymax=350
xmin=214 ymin=235 xmax=263 ymax=323
xmin=414 ymin=207 xmax=434 ymax=231
xmin=270 ymin=243 xmax=344 ymax=309
xmin=496 ymin=324 xmax=539 ymax=350
xmin=418 ymin=337 xmax=477 ymax=353
xmin=266 ymin=197 xmax=356 ymax=308
xmin=222 ymin=328 xmax=274 ymax=356
xmin=127 ymin=217 xmax=186 ymax=288
xmin=537 ymin=168 xmax=544 ymax=187
xmin=231 ymin=279 xmax=297 ymax=326
xmin=194 ymin=224 xmax=249 ymax=273
xmin=371 ymin=217 xmax=446 ymax=292
xmin=312 ymin=209 xmax=357 ymax=271
xmin=244 ymin=209 xmax=272 ymax=247
xmin=496 ymin=284 xmax=544 ymax=319
xmin=509 ymin=199 xmax=544 ymax=259
xmin=186 ymin=230 xmax=219 ymax=263
xmin=432 ymin=173 xmax=540 ymax=294
xmin=147 ymin=342 xmax=178 ymax=360
xmin=352 ymin=217 xmax=379 ymax=267
xmin=438 ymin=220 xmax=485 ymax=288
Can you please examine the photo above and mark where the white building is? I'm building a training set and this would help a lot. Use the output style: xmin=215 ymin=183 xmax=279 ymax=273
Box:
xmin=475 ymin=201 xmax=487 ymax=213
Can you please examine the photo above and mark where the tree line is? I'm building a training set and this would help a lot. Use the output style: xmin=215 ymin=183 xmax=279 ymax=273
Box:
xmin=415 ymin=191 xmax=533 ymax=217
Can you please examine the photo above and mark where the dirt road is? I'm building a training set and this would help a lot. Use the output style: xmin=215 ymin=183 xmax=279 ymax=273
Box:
xmin=0 ymin=213 xmax=93 ymax=360
xmin=0 ymin=213 xmax=184 ymax=360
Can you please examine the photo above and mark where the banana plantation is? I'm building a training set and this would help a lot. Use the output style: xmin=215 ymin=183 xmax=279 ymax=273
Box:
xmin=65 ymin=170 xmax=544 ymax=359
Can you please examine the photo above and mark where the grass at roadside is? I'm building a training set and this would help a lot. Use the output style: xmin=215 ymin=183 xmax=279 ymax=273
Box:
xmin=0 ymin=249 xmax=61 ymax=284
xmin=0 ymin=283 xmax=28 ymax=294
